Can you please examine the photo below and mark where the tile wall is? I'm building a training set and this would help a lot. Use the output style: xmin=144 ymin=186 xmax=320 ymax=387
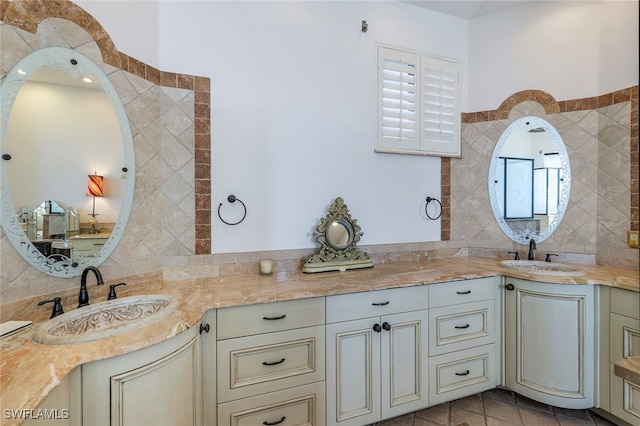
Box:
xmin=0 ymin=1 xmax=637 ymax=310
xmin=456 ymin=89 xmax=638 ymax=269
xmin=0 ymin=0 xmax=210 ymax=305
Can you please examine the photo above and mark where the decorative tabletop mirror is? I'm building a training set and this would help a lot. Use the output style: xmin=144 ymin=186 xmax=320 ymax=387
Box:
xmin=303 ymin=197 xmax=373 ymax=273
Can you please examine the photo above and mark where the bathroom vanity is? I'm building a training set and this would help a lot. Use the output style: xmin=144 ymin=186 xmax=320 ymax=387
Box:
xmin=7 ymin=257 xmax=638 ymax=426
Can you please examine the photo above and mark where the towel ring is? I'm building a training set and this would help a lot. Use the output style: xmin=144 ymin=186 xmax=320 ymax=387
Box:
xmin=425 ymin=196 xmax=442 ymax=220
xmin=218 ymin=195 xmax=247 ymax=225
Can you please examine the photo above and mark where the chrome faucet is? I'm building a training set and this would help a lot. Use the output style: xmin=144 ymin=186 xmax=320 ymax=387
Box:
xmin=78 ymin=266 xmax=104 ymax=308
xmin=527 ymin=238 xmax=537 ymax=260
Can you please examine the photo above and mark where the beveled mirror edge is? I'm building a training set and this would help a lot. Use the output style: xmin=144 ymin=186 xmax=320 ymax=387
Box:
xmin=488 ymin=116 xmax=571 ymax=245
xmin=0 ymin=46 xmax=136 ymax=277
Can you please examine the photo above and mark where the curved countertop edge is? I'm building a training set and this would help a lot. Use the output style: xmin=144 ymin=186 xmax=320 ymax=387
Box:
xmin=1 ymin=256 xmax=638 ymax=425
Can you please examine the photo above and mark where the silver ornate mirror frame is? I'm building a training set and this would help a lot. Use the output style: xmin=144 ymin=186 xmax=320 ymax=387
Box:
xmin=0 ymin=47 xmax=136 ymax=277
xmin=303 ymin=197 xmax=373 ymax=273
xmin=488 ymin=116 xmax=571 ymax=244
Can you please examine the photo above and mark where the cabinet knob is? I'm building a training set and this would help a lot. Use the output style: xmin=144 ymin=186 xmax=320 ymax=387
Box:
xmin=373 ymin=323 xmax=382 ymax=333
xmin=505 ymin=283 xmax=515 ymax=291
xmin=382 ymin=322 xmax=391 ymax=331
xmin=199 ymin=323 xmax=210 ymax=334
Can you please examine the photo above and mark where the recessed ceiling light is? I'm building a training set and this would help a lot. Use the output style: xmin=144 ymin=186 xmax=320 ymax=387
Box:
xmin=82 ymin=77 xmax=93 ymax=83
xmin=17 ymin=69 xmax=26 ymax=75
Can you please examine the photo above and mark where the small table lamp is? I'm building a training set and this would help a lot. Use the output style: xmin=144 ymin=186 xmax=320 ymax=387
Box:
xmin=87 ymin=172 xmax=104 ymax=234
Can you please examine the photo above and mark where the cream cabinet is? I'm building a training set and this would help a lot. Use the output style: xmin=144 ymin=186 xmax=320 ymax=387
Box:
xmin=82 ymin=321 xmax=207 ymax=426
xmin=428 ymin=277 xmax=500 ymax=405
xmin=504 ymin=278 xmax=595 ymax=409
xmin=608 ymin=287 xmax=640 ymax=424
xmin=23 ymin=368 xmax=81 ymax=426
xmin=216 ymin=298 xmax=325 ymax=426
xmin=69 ymin=234 xmax=109 ymax=259
xmin=325 ymin=286 xmax=429 ymax=426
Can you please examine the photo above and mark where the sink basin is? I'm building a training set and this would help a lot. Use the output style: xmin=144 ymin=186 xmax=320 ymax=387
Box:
xmin=500 ymin=260 xmax=584 ymax=277
xmin=32 ymin=294 xmax=179 ymax=345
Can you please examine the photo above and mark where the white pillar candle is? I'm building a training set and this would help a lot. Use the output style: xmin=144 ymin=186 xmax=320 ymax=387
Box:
xmin=259 ymin=260 xmax=273 ymax=275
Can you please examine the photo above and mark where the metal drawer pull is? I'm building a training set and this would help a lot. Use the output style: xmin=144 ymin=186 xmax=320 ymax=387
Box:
xmin=262 ymin=315 xmax=287 ymax=320
xmin=263 ymin=417 xmax=286 ymax=426
xmin=372 ymin=301 xmax=390 ymax=306
xmin=455 ymin=370 xmax=470 ymax=376
xmin=456 ymin=290 xmax=471 ymax=295
xmin=262 ymin=358 xmax=286 ymax=366
xmin=454 ymin=324 xmax=470 ymax=329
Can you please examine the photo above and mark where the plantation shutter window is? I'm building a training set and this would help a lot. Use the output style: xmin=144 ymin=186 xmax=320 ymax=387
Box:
xmin=378 ymin=49 xmax=421 ymax=151
xmin=377 ymin=46 xmax=460 ymax=157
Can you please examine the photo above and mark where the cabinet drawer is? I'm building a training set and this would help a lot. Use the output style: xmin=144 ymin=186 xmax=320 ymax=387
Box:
xmin=610 ymin=369 xmax=640 ymax=424
xmin=217 ymin=298 xmax=325 ymax=340
xmin=610 ymin=313 xmax=640 ymax=363
xmin=429 ymin=300 xmax=495 ymax=355
xmin=217 ymin=382 xmax=325 ymax=426
xmin=218 ymin=326 xmax=325 ymax=402
xmin=611 ymin=288 xmax=640 ymax=319
xmin=429 ymin=277 xmax=497 ymax=308
xmin=326 ymin=285 xmax=428 ymax=323
xmin=429 ymin=344 xmax=496 ymax=405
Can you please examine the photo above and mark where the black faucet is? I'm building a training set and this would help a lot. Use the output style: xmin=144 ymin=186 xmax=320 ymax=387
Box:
xmin=38 ymin=297 xmax=64 ymax=318
xmin=527 ymin=239 xmax=537 ymax=260
xmin=78 ymin=266 xmax=104 ymax=308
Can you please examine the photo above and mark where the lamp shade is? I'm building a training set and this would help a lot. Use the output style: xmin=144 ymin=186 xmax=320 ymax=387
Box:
xmin=87 ymin=174 xmax=104 ymax=197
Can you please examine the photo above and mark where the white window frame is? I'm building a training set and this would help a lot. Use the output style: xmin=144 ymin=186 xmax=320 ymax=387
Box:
xmin=376 ymin=45 xmax=461 ymax=157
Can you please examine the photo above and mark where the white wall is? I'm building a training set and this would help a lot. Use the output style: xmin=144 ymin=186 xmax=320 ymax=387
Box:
xmin=155 ymin=1 xmax=469 ymax=252
xmin=70 ymin=0 xmax=637 ymax=254
xmin=468 ymin=0 xmax=639 ymax=111
xmin=75 ymin=0 xmax=160 ymax=67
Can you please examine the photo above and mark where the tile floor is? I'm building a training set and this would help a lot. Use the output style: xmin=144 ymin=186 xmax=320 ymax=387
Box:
xmin=373 ymin=388 xmax=620 ymax=426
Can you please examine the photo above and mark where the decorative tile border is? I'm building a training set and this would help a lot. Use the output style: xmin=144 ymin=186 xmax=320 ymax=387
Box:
xmin=440 ymin=157 xmax=450 ymax=241
xmin=1 ymin=0 xmax=212 ymax=254
xmin=461 ymin=87 xmax=639 ymax=233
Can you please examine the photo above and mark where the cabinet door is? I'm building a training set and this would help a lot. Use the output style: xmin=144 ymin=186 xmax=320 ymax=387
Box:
xmin=380 ymin=310 xmax=429 ymax=419
xmin=505 ymin=279 xmax=594 ymax=409
xmin=82 ymin=325 xmax=203 ymax=426
xmin=326 ymin=318 xmax=380 ymax=426
xmin=110 ymin=334 xmax=201 ymax=426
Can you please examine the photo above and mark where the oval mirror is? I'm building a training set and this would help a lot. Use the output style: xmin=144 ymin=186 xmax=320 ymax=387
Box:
xmin=488 ymin=116 xmax=571 ymax=244
xmin=0 ymin=47 xmax=135 ymax=277
xmin=326 ymin=218 xmax=354 ymax=249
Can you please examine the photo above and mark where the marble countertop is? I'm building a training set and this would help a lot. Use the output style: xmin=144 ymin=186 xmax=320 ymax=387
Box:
xmin=1 ymin=256 xmax=638 ymax=425
xmin=614 ymin=356 xmax=640 ymax=387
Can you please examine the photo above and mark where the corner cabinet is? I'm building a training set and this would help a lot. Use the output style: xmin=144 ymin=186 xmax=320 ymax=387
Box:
xmin=504 ymin=278 xmax=595 ymax=409
xmin=82 ymin=318 xmax=212 ymax=426
xmin=325 ymin=286 xmax=429 ymax=426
